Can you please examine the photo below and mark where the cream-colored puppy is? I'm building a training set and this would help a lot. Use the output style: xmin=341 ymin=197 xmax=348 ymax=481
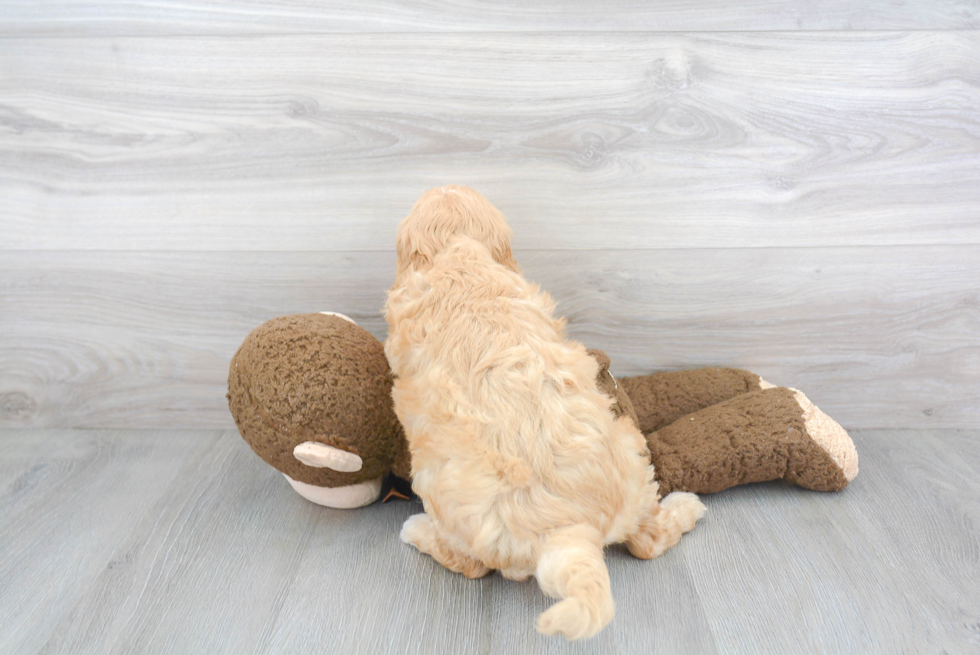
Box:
xmin=385 ymin=186 xmax=705 ymax=640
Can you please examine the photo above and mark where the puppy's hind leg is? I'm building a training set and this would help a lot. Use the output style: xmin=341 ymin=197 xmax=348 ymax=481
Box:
xmin=401 ymin=513 xmax=491 ymax=579
xmin=500 ymin=566 xmax=533 ymax=581
xmin=535 ymin=525 xmax=615 ymax=640
xmin=626 ymin=491 xmax=705 ymax=560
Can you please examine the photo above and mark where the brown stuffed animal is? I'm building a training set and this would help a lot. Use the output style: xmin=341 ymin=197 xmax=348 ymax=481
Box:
xmin=228 ymin=313 xmax=858 ymax=508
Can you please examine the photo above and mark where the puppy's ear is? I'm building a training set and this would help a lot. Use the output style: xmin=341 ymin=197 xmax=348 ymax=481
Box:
xmin=395 ymin=221 xmax=432 ymax=277
xmin=494 ymin=242 xmax=520 ymax=273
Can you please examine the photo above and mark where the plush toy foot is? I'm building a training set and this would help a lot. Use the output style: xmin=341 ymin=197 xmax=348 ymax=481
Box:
xmin=648 ymin=387 xmax=858 ymax=495
xmin=789 ymin=389 xmax=859 ymax=488
xmin=618 ymin=367 xmax=768 ymax=435
xmin=283 ymin=473 xmax=383 ymax=508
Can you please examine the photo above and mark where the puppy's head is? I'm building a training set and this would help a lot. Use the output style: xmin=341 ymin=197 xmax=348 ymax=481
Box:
xmin=395 ymin=186 xmax=518 ymax=277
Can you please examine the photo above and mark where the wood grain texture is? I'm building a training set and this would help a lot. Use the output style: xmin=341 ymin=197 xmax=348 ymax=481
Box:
xmin=2 ymin=32 xmax=979 ymax=251
xmin=833 ymin=429 xmax=980 ymax=649
xmin=685 ymin=428 xmax=980 ymax=653
xmin=2 ymin=247 xmax=978 ymax=430
xmin=1 ymin=1 xmax=978 ymax=36
xmin=0 ymin=429 xmax=224 ymax=653
xmin=40 ymin=431 xmax=327 ymax=654
xmin=1 ymin=428 xmax=978 ymax=653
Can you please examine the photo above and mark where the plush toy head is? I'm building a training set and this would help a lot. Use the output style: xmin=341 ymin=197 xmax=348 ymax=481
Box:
xmin=227 ymin=312 xmax=410 ymax=507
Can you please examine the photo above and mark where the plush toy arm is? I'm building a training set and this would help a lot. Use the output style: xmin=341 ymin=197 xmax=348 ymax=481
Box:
xmin=618 ymin=368 xmax=769 ymax=435
xmin=648 ymin=387 xmax=858 ymax=495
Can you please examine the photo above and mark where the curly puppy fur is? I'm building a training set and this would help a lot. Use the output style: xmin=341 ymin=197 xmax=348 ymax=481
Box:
xmin=385 ymin=186 xmax=705 ymax=640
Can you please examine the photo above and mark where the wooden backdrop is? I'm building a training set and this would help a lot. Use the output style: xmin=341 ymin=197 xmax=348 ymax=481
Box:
xmin=2 ymin=2 xmax=978 ymax=430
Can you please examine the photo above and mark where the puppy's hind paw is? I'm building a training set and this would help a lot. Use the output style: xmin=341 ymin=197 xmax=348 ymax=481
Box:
xmin=400 ymin=513 xmax=434 ymax=551
xmin=627 ymin=492 xmax=705 ymax=560
xmin=660 ymin=491 xmax=706 ymax=533
xmin=400 ymin=512 xmax=490 ymax=578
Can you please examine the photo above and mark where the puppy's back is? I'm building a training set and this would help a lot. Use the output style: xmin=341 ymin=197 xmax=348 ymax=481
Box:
xmin=400 ymin=237 xmax=644 ymax=523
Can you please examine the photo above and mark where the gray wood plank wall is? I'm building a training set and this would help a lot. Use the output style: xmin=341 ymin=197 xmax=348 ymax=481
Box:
xmin=2 ymin=1 xmax=978 ymax=34
xmin=1 ymin=2 xmax=978 ymax=430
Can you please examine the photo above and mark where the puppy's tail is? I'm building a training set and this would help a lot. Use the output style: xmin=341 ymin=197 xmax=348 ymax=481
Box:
xmin=535 ymin=525 xmax=614 ymax=640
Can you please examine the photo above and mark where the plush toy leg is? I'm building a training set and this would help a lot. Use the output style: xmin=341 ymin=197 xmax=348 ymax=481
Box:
xmin=626 ymin=491 xmax=706 ymax=560
xmin=648 ymin=387 xmax=859 ymax=495
xmin=400 ymin=513 xmax=491 ymax=579
xmin=618 ymin=367 xmax=769 ymax=435
xmin=535 ymin=525 xmax=615 ymax=641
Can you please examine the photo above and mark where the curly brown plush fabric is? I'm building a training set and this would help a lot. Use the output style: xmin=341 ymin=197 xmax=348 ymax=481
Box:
xmin=227 ymin=313 xmax=410 ymax=486
xmin=618 ymin=368 xmax=763 ymax=435
xmin=592 ymin=357 xmax=854 ymax=494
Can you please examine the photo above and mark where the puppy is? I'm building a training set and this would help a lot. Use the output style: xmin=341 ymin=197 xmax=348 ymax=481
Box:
xmin=384 ymin=186 xmax=705 ymax=640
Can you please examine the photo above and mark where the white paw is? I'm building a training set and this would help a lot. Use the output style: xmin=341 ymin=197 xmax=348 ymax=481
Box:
xmin=661 ymin=491 xmax=706 ymax=532
xmin=500 ymin=566 xmax=533 ymax=582
xmin=400 ymin=513 xmax=432 ymax=548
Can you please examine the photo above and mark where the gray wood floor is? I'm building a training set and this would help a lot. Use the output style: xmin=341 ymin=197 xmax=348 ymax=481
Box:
xmin=2 ymin=428 xmax=977 ymax=654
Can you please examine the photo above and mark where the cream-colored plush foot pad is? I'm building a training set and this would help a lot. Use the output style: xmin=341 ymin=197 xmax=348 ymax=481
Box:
xmin=792 ymin=389 xmax=859 ymax=482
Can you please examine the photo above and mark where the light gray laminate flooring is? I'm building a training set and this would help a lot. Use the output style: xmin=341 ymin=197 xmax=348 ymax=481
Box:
xmin=1 ymin=428 xmax=977 ymax=654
